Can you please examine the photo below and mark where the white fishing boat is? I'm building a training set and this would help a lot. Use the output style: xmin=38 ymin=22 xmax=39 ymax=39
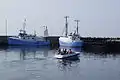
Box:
xmin=59 ymin=16 xmax=83 ymax=47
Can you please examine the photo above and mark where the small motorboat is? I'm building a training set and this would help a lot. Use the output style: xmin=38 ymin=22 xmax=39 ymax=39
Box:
xmin=54 ymin=51 xmax=80 ymax=59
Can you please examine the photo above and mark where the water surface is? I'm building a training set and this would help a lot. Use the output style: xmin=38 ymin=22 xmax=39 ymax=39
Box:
xmin=0 ymin=46 xmax=120 ymax=80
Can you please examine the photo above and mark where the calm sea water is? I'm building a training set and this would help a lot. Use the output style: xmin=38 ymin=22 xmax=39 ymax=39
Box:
xmin=0 ymin=46 xmax=120 ymax=80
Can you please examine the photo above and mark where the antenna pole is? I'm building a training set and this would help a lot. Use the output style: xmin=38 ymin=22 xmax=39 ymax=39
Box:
xmin=5 ymin=19 xmax=7 ymax=36
xmin=74 ymin=20 xmax=80 ymax=35
xmin=23 ymin=19 xmax=26 ymax=31
xmin=64 ymin=16 xmax=69 ymax=37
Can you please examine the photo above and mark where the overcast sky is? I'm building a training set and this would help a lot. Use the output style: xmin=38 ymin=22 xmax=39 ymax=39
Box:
xmin=0 ymin=0 xmax=120 ymax=37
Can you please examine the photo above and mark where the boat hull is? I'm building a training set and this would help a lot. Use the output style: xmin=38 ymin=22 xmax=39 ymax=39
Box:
xmin=8 ymin=37 xmax=50 ymax=46
xmin=54 ymin=52 xmax=80 ymax=59
xmin=59 ymin=40 xmax=83 ymax=47
xmin=59 ymin=37 xmax=83 ymax=47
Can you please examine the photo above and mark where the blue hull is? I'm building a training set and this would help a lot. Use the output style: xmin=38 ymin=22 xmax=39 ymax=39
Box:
xmin=59 ymin=40 xmax=83 ymax=47
xmin=8 ymin=38 xmax=50 ymax=46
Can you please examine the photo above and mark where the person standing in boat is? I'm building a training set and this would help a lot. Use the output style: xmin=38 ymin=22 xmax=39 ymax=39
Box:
xmin=63 ymin=49 xmax=67 ymax=54
xmin=61 ymin=48 xmax=65 ymax=55
xmin=69 ymin=49 xmax=72 ymax=54
xmin=58 ymin=48 xmax=61 ymax=54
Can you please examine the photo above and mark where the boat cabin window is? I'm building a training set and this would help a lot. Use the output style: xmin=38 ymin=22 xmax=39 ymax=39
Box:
xmin=19 ymin=33 xmax=27 ymax=37
xmin=69 ymin=33 xmax=72 ymax=36
xmin=23 ymin=37 xmax=25 ymax=39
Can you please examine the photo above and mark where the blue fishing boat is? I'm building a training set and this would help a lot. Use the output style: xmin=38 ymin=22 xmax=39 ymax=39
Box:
xmin=59 ymin=16 xmax=83 ymax=47
xmin=8 ymin=19 xmax=50 ymax=46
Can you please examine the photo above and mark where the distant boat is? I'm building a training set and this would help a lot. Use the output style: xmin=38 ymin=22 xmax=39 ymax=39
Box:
xmin=59 ymin=33 xmax=83 ymax=47
xmin=59 ymin=16 xmax=83 ymax=47
xmin=8 ymin=19 xmax=50 ymax=46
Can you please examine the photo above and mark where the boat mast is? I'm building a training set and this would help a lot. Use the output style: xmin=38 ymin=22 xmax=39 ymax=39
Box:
xmin=64 ymin=16 xmax=69 ymax=37
xmin=74 ymin=20 xmax=80 ymax=35
xmin=23 ymin=19 xmax=26 ymax=31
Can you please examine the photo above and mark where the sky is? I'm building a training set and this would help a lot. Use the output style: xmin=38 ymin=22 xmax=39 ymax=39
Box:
xmin=0 ymin=0 xmax=120 ymax=37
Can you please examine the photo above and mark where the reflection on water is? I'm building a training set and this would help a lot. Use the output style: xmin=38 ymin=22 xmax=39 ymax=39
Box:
xmin=0 ymin=46 xmax=50 ymax=61
xmin=0 ymin=45 xmax=119 ymax=62
xmin=57 ymin=58 xmax=80 ymax=71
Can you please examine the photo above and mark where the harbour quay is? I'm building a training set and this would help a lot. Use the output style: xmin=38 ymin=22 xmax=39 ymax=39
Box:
xmin=0 ymin=36 xmax=120 ymax=51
